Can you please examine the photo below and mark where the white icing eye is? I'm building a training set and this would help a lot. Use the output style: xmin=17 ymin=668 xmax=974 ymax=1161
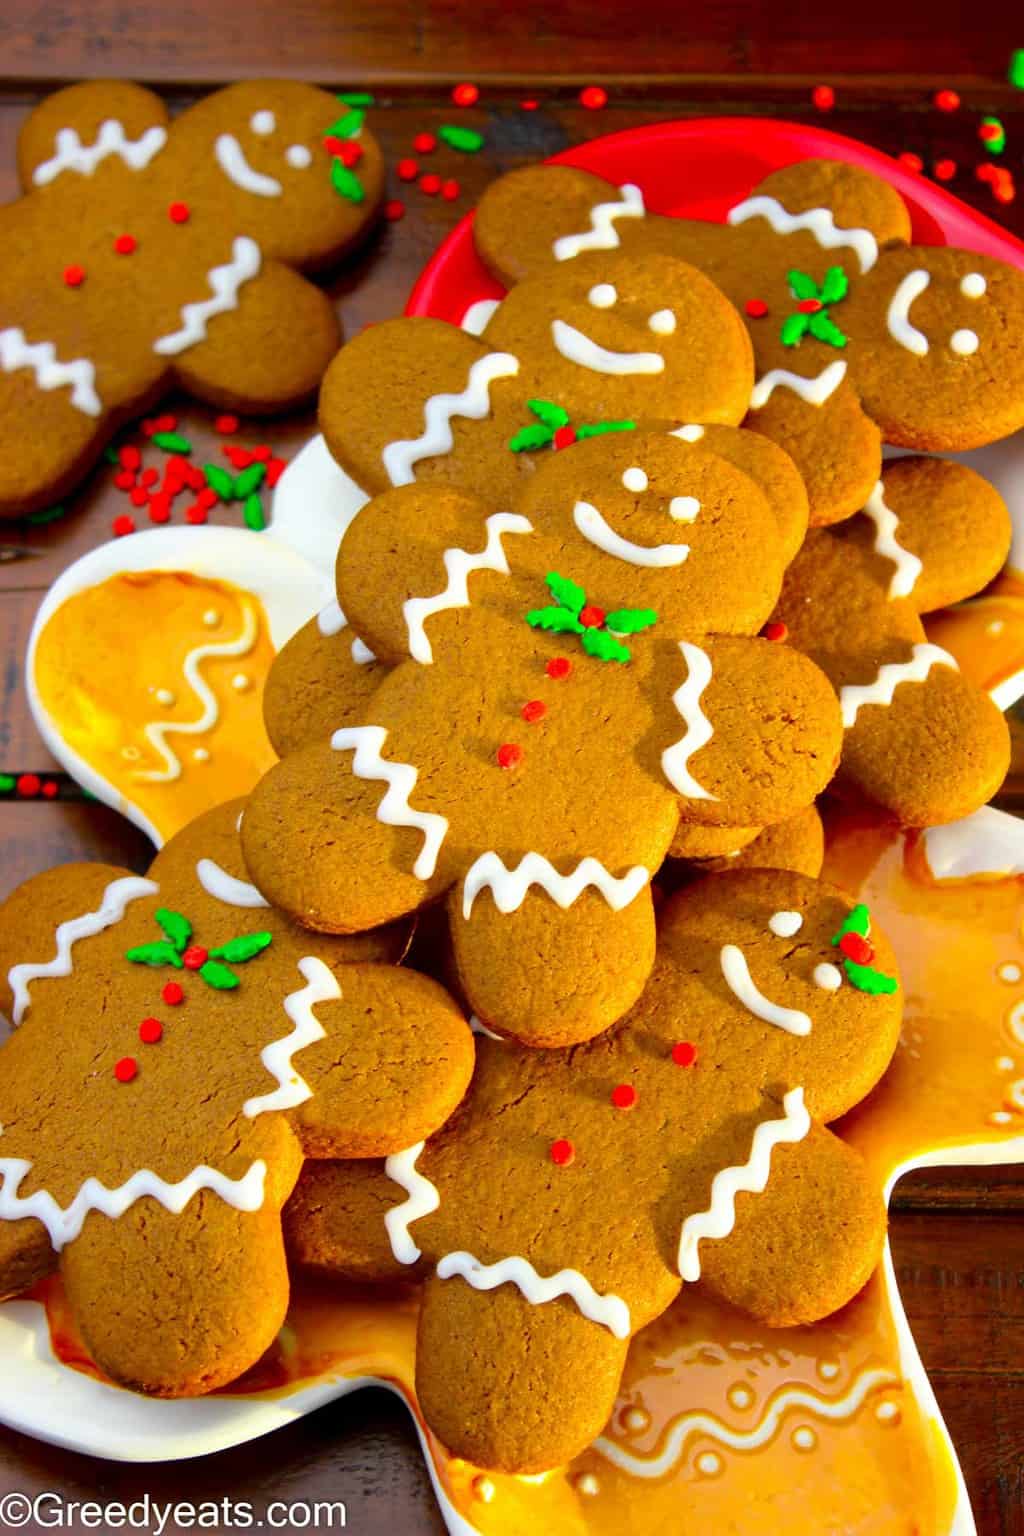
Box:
xmin=286 ymin=144 xmax=312 ymax=169
xmin=950 ymin=328 xmax=979 ymax=356
xmin=672 ymin=423 xmax=705 ymax=443
xmin=588 ymin=283 xmax=618 ymax=308
xmin=814 ymin=962 xmax=843 ymax=992
xmin=621 ymin=466 xmax=648 ymax=493
xmin=769 ymin=910 xmax=803 ymax=938
xmin=250 ymin=110 xmax=276 ymax=136
xmin=649 ymin=308 xmax=677 ymax=335
xmin=960 ymin=272 xmax=986 ymax=298
xmin=669 ymin=496 xmax=700 ymax=523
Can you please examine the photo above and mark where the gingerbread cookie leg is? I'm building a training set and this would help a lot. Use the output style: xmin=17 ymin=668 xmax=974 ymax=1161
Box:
xmin=0 ymin=357 xmax=118 ymax=517
xmin=263 ymin=611 xmax=385 ymax=757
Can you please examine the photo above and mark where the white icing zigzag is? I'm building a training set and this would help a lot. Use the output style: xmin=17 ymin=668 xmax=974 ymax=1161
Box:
xmin=384 ymin=1141 xmax=441 ymax=1264
xmin=436 ymin=1250 xmax=632 ymax=1339
xmin=0 ymin=1158 xmax=267 ymax=1251
xmin=661 ymin=641 xmax=718 ymax=801
xmin=7 ymin=875 xmax=158 ymax=1026
xmin=727 ymin=195 xmax=878 ymax=273
xmin=749 ymin=360 xmax=847 ymax=410
xmin=154 ymin=237 xmax=262 ymax=356
xmin=243 ymin=957 xmax=341 ymax=1119
xmin=331 ymin=725 xmax=449 ymax=881
xmin=840 ymin=642 xmax=958 ymax=729
xmin=382 ymin=353 xmax=520 ymax=486
xmin=719 ymin=945 xmax=812 ymax=1036
xmin=553 ymin=183 xmax=646 ymax=261
xmin=403 ymin=512 xmax=534 ymax=663
xmin=32 ymin=120 xmax=167 ymax=186
xmin=862 ymin=480 xmax=922 ymax=599
xmin=677 ymin=1086 xmax=811 ymax=1281
xmin=462 ymin=852 xmax=649 ymax=920
xmin=196 ymin=858 xmax=270 ymax=909
xmin=0 ymin=328 xmax=102 ymax=417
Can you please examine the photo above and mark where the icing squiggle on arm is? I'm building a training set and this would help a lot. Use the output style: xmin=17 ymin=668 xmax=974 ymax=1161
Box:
xmin=403 ymin=512 xmax=534 ymax=663
xmin=385 ymin=1141 xmax=441 ymax=1264
xmin=553 ymin=184 xmax=645 ymax=260
xmin=861 ymin=480 xmax=922 ymax=599
xmin=839 ymin=643 xmax=958 ymax=728
xmin=749 ymin=360 xmax=847 ymax=411
xmin=0 ymin=329 xmax=101 ymax=417
xmin=719 ymin=946 xmax=812 ymax=1036
xmin=8 ymin=875 xmax=158 ymax=1026
xmin=331 ymin=725 xmax=449 ymax=881
xmin=727 ymin=196 xmax=878 ymax=273
xmin=243 ymin=957 xmax=341 ymax=1118
xmin=886 ymin=271 xmax=930 ymax=357
xmin=661 ymin=641 xmax=718 ymax=801
xmin=382 ymin=353 xmax=520 ymax=486
xmin=676 ymin=1086 xmax=811 ymax=1280
xmin=573 ymin=501 xmax=689 ymax=567
xmin=436 ymin=1250 xmax=632 ymax=1338
xmin=33 ymin=121 xmax=167 ymax=185
xmin=153 ymin=237 xmax=262 ymax=356
xmin=196 ymin=859 xmax=270 ymax=909
xmin=462 ymin=852 xmax=649 ymax=919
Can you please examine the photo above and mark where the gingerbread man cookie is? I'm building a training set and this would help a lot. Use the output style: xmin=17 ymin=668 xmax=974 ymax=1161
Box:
xmin=0 ymin=798 xmax=473 ymax=1395
xmin=286 ymin=868 xmax=900 ymax=1472
xmin=243 ymin=431 xmax=843 ymax=1047
xmin=473 ymin=159 xmax=1024 ymax=524
xmin=0 ymin=80 xmax=384 ymax=516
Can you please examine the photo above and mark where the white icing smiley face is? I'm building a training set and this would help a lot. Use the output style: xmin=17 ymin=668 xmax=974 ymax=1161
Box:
xmin=719 ymin=908 xmax=858 ymax=1038
xmin=548 ymin=282 xmax=679 ymax=372
xmin=886 ymin=268 xmax=986 ymax=360
xmin=214 ymin=109 xmax=317 ymax=198
xmin=572 ymin=463 xmax=703 ymax=568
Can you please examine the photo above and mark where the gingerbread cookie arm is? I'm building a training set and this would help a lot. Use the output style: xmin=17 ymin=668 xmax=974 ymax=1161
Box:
xmin=745 ymin=370 xmax=882 ymax=526
xmin=17 ymin=81 xmax=170 ymax=190
xmin=682 ymin=424 xmax=809 ymax=565
xmin=263 ymin=612 xmax=386 ymax=757
xmin=744 ymin=160 xmax=912 ymax=250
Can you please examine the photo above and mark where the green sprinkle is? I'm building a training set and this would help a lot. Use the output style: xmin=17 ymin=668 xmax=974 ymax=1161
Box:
xmin=1010 ymin=49 xmax=1024 ymax=89
xmin=243 ymin=493 xmax=266 ymax=531
xmin=338 ymin=91 xmax=375 ymax=106
xmin=204 ymin=463 xmax=236 ymax=500
xmin=575 ymin=420 xmax=635 ymax=439
xmin=103 ymin=445 xmax=121 ymax=464
xmin=152 ymin=430 xmax=192 ymax=454
xmin=233 ymin=462 xmax=266 ymax=499
xmin=0 ymin=774 xmax=14 ymax=793
xmin=982 ymin=115 xmax=1007 ymax=154
xmin=331 ymin=158 xmax=365 ymax=202
xmin=439 ymin=124 xmax=484 ymax=153
xmin=26 ymin=504 xmax=66 ymax=525
xmin=327 ymin=108 xmax=365 ymax=140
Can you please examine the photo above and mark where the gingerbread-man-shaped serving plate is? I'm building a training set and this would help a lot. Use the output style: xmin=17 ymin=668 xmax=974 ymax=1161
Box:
xmin=6 ymin=117 xmax=1024 ymax=1535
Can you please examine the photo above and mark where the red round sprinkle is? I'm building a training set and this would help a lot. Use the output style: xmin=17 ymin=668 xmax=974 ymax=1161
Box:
xmin=162 ymin=981 xmax=184 ymax=1006
xmin=995 ymin=182 xmax=1016 ymax=204
xmin=114 ymin=1057 xmax=138 ymax=1083
xmin=899 ymin=152 xmax=923 ymax=173
xmin=441 ymin=178 xmax=460 ymax=201
xmin=141 ymin=466 xmax=158 ymax=487
xmin=420 ymin=172 xmax=442 ymax=196
xmin=980 ymin=121 xmax=1002 ymax=143
xmin=546 ymin=657 xmax=571 ymax=679
xmin=141 ymin=419 xmax=158 ymax=437
xmin=521 ymin=99 xmax=539 ymax=111
xmin=385 ymin=198 xmax=406 ymax=222
xmin=839 ymin=930 xmax=874 ymax=965
xmin=196 ymin=486 xmax=219 ymax=510
xmin=129 ymin=485 xmax=149 ymax=508
xmin=396 ymin=157 xmax=420 ymax=182
xmin=934 ymin=88 xmax=960 ymax=112
xmin=225 ymin=444 xmax=253 ymax=469
xmin=322 ymin=135 xmax=344 ymax=156
xmin=579 ymin=604 xmax=605 ymax=628
xmin=185 ymin=503 xmax=209 ymax=525
xmin=496 ymin=742 xmax=523 ymax=769
xmin=251 ymin=445 xmax=272 ymax=462
xmin=452 ymin=83 xmax=479 ymax=107
xmin=41 ymin=780 xmax=58 ymax=798
xmin=63 ymin=263 xmax=85 ymax=287
xmin=16 ymin=773 xmax=40 ymax=798
xmin=168 ymin=201 xmax=190 ymax=223
xmin=521 ymin=699 xmax=547 ymax=722
xmin=934 ymin=158 xmax=956 ymax=181
xmin=113 ymin=469 xmax=136 ymax=491
xmin=611 ymin=1083 xmax=637 ymax=1109
xmin=183 ymin=945 xmax=208 ymax=971
xmin=764 ymin=620 xmax=788 ymax=642
xmin=338 ymin=140 xmax=363 ymax=167
xmin=114 ymin=233 xmax=137 ymax=255
xmin=553 ymin=425 xmax=577 ymax=451
xmin=156 ymin=414 xmax=177 ymax=432
xmin=413 ymin=131 xmax=437 ymax=154
xmin=580 ymin=85 xmax=608 ymax=110
xmin=186 ymin=465 xmax=206 ymax=490
xmin=811 ymin=84 xmax=835 ymax=111
xmin=119 ymin=444 xmax=141 ymax=470
xmin=745 ymin=298 xmax=769 ymax=318
xmin=139 ymin=1017 xmax=163 ymax=1044
xmin=215 ymin=414 xmax=239 ymax=434
xmin=266 ymin=457 xmax=287 ymax=487
xmin=672 ymin=1041 xmax=698 ymax=1067
xmin=112 ymin=514 xmax=135 ymax=537
xmin=148 ymin=494 xmax=171 ymax=524
xmin=550 ymin=1138 xmax=575 ymax=1166
xmin=796 ymin=298 xmax=823 ymax=314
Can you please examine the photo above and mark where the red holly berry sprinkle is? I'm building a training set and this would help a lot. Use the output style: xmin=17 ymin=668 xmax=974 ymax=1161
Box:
xmin=114 ymin=233 xmax=137 ymax=255
xmin=215 ymin=414 xmax=239 ymax=435
xmin=546 ymin=657 xmax=571 ymax=679
xmin=112 ymin=514 xmax=135 ymax=537
xmin=42 ymin=780 xmax=59 ymax=799
xmin=579 ymin=604 xmax=605 ymax=628
xmin=185 ymin=503 xmax=209 ymax=525
xmin=934 ymin=88 xmax=960 ymax=112
xmin=496 ymin=742 xmax=523 ymax=769
xmin=420 ymin=173 xmax=442 ymax=196
xmin=114 ymin=1057 xmax=138 ymax=1083
xmin=182 ymin=945 xmax=209 ymax=970
xmin=114 ymin=469 xmax=136 ymax=491
xmin=156 ymin=414 xmax=177 ymax=432
xmin=934 ymin=158 xmax=956 ymax=181
xmin=129 ymin=485 xmax=149 ymax=508
xmin=119 ymin=445 xmax=141 ymax=470
xmin=580 ymin=85 xmax=608 ymax=110
xmin=162 ymin=981 xmax=184 ymax=1006
xmin=148 ymin=494 xmax=171 ymax=524
xmin=839 ymin=930 xmax=875 ymax=965
xmin=139 ymin=1017 xmax=163 ymax=1044
xmin=252 ymin=445 xmax=272 ymax=462
xmin=521 ymin=699 xmax=547 ymax=722
xmin=322 ymin=135 xmax=344 ymax=157
xmin=980 ymin=121 xmax=1002 ymax=143
xmin=452 ymin=83 xmax=479 ymax=107
xmin=553 ymin=425 xmax=577 ymax=451
xmin=266 ymin=458 xmax=288 ymax=487
xmin=141 ymin=466 xmax=158 ymax=487
xmin=168 ymin=201 xmax=190 ymax=223
xmin=397 ymin=158 xmax=419 ymax=181
xmin=385 ymin=199 xmax=406 ymax=222
xmin=672 ymin=1041 xmax=697 ymax=1067
xmin=550 ymin=1138 xmax=575 ymax=1166
xmin=812 ymin=84 xmax=835 ymax=111
xmin=63 ymin=264 xmax=85 ymax=287
xmin=796 ymin=298 xmax=823 ymax=314
xmin=745 ymin=298 xmax=769 ymax=318
xmin=413 ymin=131 xmax=437 ymax=154
xmin=442 ymin=178 xmax=460 ymax=201
xmin=337 ymin=140 xmax=363 ymax=167
xmin=16 ymin=773 xmax=40 ymax=798
xmin=764 ymin=620 xmax=788 ymax=642
xmin=611 ymin=1083 xmax=637 ymax=1109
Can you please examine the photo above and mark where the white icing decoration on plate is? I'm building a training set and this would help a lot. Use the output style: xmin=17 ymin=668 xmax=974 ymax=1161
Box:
xmin=749 ymin=360 xmax=847 ymax=410
xmin=196 ymin=858 xmax=270 ymax=909
xmin=950 ymin=329 xmax=979 ymax=356
xmin=250 ymin=110 xmax=276 ymax=135
xmin=0 ymin=329 xmax=101 ymax=417
xmin=814 ymin=962 xmax=843 ymax=991
xmin=331 ymin=725 xmax=448 ymax=880
xmin=648 ymin=308 xmax=676 ymax=335
xmin=960 ymin=272 xmax=987 ymax=298
xmin=768 ymin=910 xmax=803 ymax=938
xmin=886 ymin=270 xmax=931 ymax=356
xmin=384 ymin=1142 xmax=441 ymax=1264
xmin=839 ymin=643 xmax=958 ymax=728
xmin=32 ymin=120 xmax=167 ymax=185
xmin=621 ymin=466 xmax=648 ymax=492
xmin=727 ymin=195 xmax=878 ymax=272
xmin=203 ymin=609 xmax=220 ymax=627
xmin=193 ymin=748 xmax=210 ymax=763
xmin=214 ymin=134 xmax=282 ymax=197
xmin=661 ymin=641 xmax=718 ymax=800
xmin=285 ymin=144 xmax=312 ymax=169
xmin=231 ymin=673 xmax=249 ymax=691
xmin=243 ymin=957 xmax=341 ymax=1118
xmin=553 ymin=183 xmax=645 ymax=260
xmin=862 ymin=480 xmax=922 ymax=599
xmin=573 ymin=500 xmax=689 ymax=568
xmin=588 ymin=283 xmax=617 ymax=308
xmin=0 ymin=1158 xmax=267 ymax=1250
xmin=382 ymin=352 xmax=519 ymax=486
xmin=8 ymin=876 xmax=157 ymax=1026
xmin=436 ymin=1250 xmax=631 ymax=1338
xmin=551 ymin=319 xmax=664 ymax=375
xmin=719 ymin=946 xmax=812 ymax=1035
xmin=676 ymin=1087 xmax=811 ymax=1279
xmin=155 ymin=688 xmax=175 ymax=706
xmin=462 ymin=852 xmax=649 ymax=919
xmin=153 ymin=237 xmax=262 ymax=356
xmin=921 ymin=806 xmax=1024 ymax=880
xmin=403 ymin=511 xmax=533 ymax=663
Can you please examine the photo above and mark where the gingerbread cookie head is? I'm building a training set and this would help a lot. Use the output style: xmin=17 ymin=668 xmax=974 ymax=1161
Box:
xmin=287 ymin=868 xmax=900 ymax=1472
xmin=0 ymin=798 xmax=473 ymax=1395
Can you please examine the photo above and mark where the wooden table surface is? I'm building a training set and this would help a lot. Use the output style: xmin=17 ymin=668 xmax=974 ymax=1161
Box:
xmin=2 ymin=3 xmax=1024 ymax=1531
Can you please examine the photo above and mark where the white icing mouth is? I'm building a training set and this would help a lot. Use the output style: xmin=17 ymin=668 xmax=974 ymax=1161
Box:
xmin=214 ymin=133 xmax=282 ymax=197
xmin=551 ymin=319 xmax=665 ymax=375
xmin=719 ymin=944 xmax=812 ymax=1035
xmin=573 ymin=500 xmax=689 ymax=567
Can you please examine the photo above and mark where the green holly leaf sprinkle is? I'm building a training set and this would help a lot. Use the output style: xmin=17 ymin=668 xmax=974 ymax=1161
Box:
xmin=209 ymin=932 xmax=273 ymax=963
xmin=818 ymin=266 xmax=849 ymax=305
xmin=843 ymin=958 xmax=898 ymax=995
xmin=233 ymin=462 xmax=266 ymax=498
xmin=327 ymin=108 xmax=364 ymax=139
xmin=832 ymin=903 xmax=871 ymax=944
xmin=808 ymin=311 xmax=848 ymax=348
xmin=243 ymin=493 xmax=266 ymax=531
xmin=788 ymin=270 xmax=820 ymax=301
xmin=204 ymin=463 xmax=236 ymax=500
xmin=0 ymin=774 xmax=15 ymax=793
xmin=509 ymin=423 xmax=555 ymax=452
xmin=331 ymin=158 xmax=365 ymax=203
xmin=528 ymin=400 xmax=570 ymax=429
xmin=200 ymin=960 xmax=240 ymax=990
xmin=151 ymin=431 xmax=192 ymax=455
xmin=439 ymin=124 xmax=484 ymax=153
xmin=781 ymin=313 xmax=810 ymax=347
xmin=155 ymin=908 xmax=191 ymax=952
xmin=605 ymin=607 xmax=658 ymax=634
xmin=126 ymin=941 xmax=184 ymax=968
xmin=526 ymin=605 xmax=586 ymax=633
xmin=581 ymin=628 xmax=631 ymax=663
xmin=338 ymin=92 xmax=375 ymax=106
xmin=575 ymin=420 xmax=636 ymax=438
xmin=546 ymin=572 xmax=586 ymax=616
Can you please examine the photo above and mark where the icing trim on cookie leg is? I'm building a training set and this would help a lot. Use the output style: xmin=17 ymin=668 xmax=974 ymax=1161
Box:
xmin=331 ymin=725 xmax=449 ymax=881
xmin=153 ymin=238 xmax=263 ymax=356
xmin=214 ymin=134 xmax=283 ymax=197
xmin=403 ymin=512 xmax=534 ymax=663
xmin=573 ymin=501 xmax=690 ymax=567
xmin=553 ymin=183 xmax=646 ymax=261
xmin=839 ymin=643 xmax=958 ymax=729
xmin=32 ymin=120 xmax=168 ymax=186
xmin=436 ymin=1250 xmax=632 ymax=1339
xmin=384 ymin=1141 xmax=441 ymax=1265
xmin=382 ymin=353 xmax=520 ymax=487
xmin=461 ymin=852 xmax=649 ymax=919
xmin=885 ymin=271 xmax=931 ymax=357
xmin=551 ymin=320 xmax=664 ymax=376
xmin=8 ymin=875 xmax=158 ymax=1026
xmin=243 ymin=957 xmax=341 ymax=1119
xmin=719 ymin=946 xmax=812 ymax=1035
xmin=0 ymin=329 xmax=101 ymax=416
xmin=0 ymin=1158 xmax=267 ymax=1251
xmin=196 ymin=858 xmax=271 ymax=909
xmin=677 ymin=1086 xmax=811 ymax=1281
xmin=862 ymin=480 xmax=923 ymax=599
xmin=749 ymin=360 xmax=847 ymax=410
xmin=661 ymin=641 xmax=719 ymax=801
xmin=726 ymin=196 xmax=878 ymax=273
